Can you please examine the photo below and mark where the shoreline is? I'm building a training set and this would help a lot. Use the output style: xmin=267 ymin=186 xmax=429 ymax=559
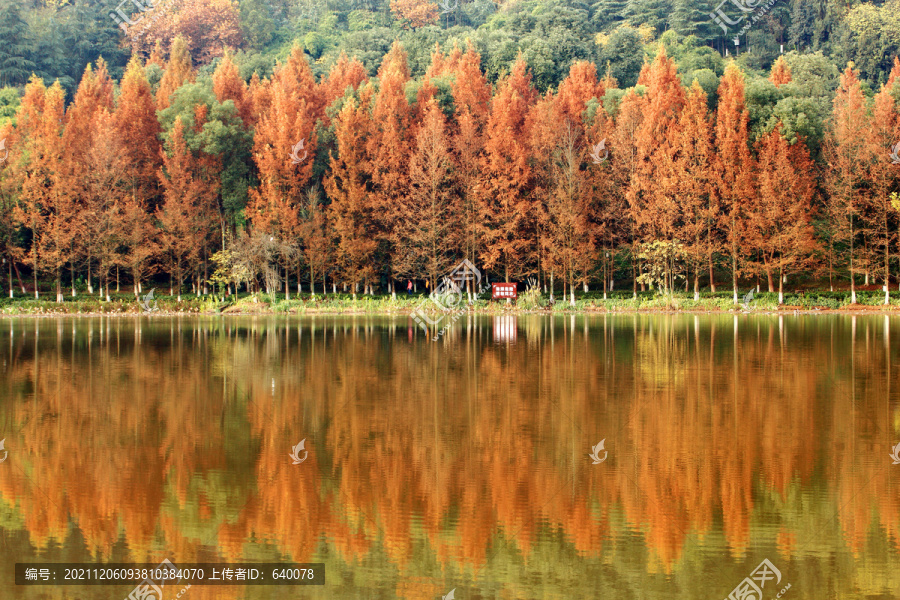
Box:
xmin=0 ymin=302 xmax=898 ymax=319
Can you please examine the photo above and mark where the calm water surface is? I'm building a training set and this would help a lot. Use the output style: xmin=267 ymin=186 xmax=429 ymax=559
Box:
xmin=0 ymin=314 xmax=898 ymax=600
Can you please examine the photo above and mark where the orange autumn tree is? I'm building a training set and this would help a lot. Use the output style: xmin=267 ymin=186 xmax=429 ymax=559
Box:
xmin=769 ymin=56 xmax=792 ymax=87
xmin=449 ymin=42 xmax=491 ymax=298
xmin=133 ymin=0 xmax=243 ymax=64
xmin=671 ymin=81 xmax=716 ymax=300
xmin=714 ymin=62 xmax=755 ymax=304
xmin=554 ymin=61 xmax=608 ymax=294
xmin=115 ymin=56 xmax=163 ymax=295
xmin=212 ymin=50 xmax=254 ymax=127
xmin=157 ymin=118 xmax=218 ymax=300
xmin=389 ymin=0 xmax=439 ymax=29
xmin=62 ymin=60 xmax=115 ymax=298
xmin=865 ymin=59 xmax=900 ymax=304
xmin=247 ymin=48 xmax=318 ymax=298
xmin=533 ymin=95 xmax=596 ymax=306
xmin=478 ymin=56 xmax=537 ymax=282
xmin=610 ymin=88 xmax=644 ymax=295
xmin=583 ymin=97 xmax=620 ymax=299
xmin=748 ymin=124 xmax=818 ymax=304
xmin=156 ymin=36 xmax=195 ymax=110
xmin=326 ymin=92 xmax=378 ymax=298
xmin=628 ymin=47 xmax=687 ymax=294
xmin=322 ymin=52 xmax=369 ymax=120
xmin=368 ymin=42 xmax=414 ymax=295
xmin=13 ymin=78 xmax=69 ymax=301
xmin=298 ymin=185 xmax=331 ymax=296
xmin=824 ymin=65 xmax=869 ymax=303
xmin=394 ymin=98 xmax=459 ymax=289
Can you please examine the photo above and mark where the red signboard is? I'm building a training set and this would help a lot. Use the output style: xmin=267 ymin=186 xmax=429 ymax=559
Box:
xmin=492 ymin=283 xmax=517 ymax=300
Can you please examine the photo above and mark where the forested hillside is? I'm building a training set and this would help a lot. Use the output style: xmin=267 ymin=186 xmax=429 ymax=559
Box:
xmin=0 ymin=0 xmax=898 ymax=305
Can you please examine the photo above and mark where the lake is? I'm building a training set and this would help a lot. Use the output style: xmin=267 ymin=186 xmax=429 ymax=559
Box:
xmin=0 ymin=314 xmax=898 ymax=599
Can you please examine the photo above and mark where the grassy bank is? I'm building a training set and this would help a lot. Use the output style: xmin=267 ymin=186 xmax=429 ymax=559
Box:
xmin=0 ymin=288 xmax=898 ymax=316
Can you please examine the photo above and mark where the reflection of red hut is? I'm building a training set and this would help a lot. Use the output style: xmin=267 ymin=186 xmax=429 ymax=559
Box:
xmin=493 ymin=316 xmax=517 ymax=343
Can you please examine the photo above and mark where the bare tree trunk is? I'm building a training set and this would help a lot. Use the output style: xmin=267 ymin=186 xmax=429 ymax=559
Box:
xmin=778 ymin=267 xmax=784 ymax=305
xmin=731 ymin=251 xmax=738 ymax=304
xmin=12 ymin=258 xmax=25 ymax=295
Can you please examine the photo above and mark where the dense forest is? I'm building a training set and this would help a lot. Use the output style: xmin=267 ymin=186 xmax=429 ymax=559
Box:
xmin=0 ymin=0 xmax=899 ymax=305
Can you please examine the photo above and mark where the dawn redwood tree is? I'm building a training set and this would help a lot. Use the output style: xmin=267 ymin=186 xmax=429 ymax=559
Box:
xmin=610 ymin=88 xmax=644 ymax=296
xmin=0 ymin=118 xmax=25 ymax=296
xmin=389 ymin=0 xmax=438 ymax=29
xmin=824 ymin=66 xmax=869 ymax=304
xmin=556 ymin=61 xmax=607 ymax=136
xmin=671 ymin=81 xmax=716 ymax=300
xmin=298 ymin=185 xmax=331 ymax=296
xmin=63 ymin=60 xmax=115 ymax=297
xmin=583 ymin=98 xmax=620 ymax=299
xmin=14 ymin=78 xmax=70 ymax=301
xmin=158 ymin=118 xmax=218 ymax=301
xmin=627 ymin=47 xmax=687 ymax=293
xmin=543 ymin=120 xmax=596 ymax=306
xmin=134 ymin=0 xmax=243 ymax=64
xmin=81 ymin=109 xmax=129 ymax=302
xmin=326 ymin=93 xmax=378 ymax=298
xmin=536 ymin=60 xmax=605 ymax=295
xmin=865 ymin=60 xmax=900 ymax=304
xmin=247 ymin=54 xmax=317 ymax=298
xmin=156 ymin=36 xmax=195 ymax=111
xmin=368 ymin=42 xmax=413 ymax=296
xmin=212 ymin=51 xmax=254 ymax=127
xmin=114 ymin=56 xmax=163 ymax=294
xmin=748 ymin=124 xmax=818 ymax=304
xmin=714 ymin=62 xmax=755 ymax=304
xmin=321 ymin=52 xmax=368 ymax=122
xmin=769 ymin=56 xmax=792 ymax=87
xmin=395 ymin=98 xmax=458 ymax=290
xmin=449 ymin=43 xmax=491 ymax=298
xmin=477 ymin=56 xmax=537 ymax=282
xmin=274 ymin=45 xmax=326 ymax=124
